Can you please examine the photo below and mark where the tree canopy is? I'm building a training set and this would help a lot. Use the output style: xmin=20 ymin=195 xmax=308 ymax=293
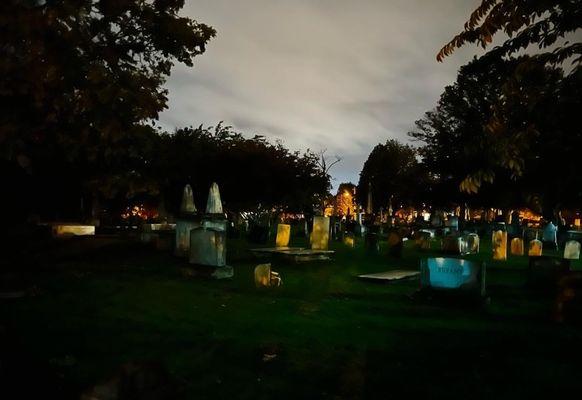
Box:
xmin=435 ymin=0 xmax=582 ymax=192
xmin=0 ymin=0 xmax=216 ymax=197
xmin=357 ymin=139 xmax=426 ymax=212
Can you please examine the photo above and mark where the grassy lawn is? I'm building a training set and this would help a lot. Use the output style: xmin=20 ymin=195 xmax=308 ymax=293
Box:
xmin=2 ymin=234 xmax=582 ymax=399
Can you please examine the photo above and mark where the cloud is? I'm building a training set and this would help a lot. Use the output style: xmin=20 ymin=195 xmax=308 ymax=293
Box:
xmin=159 ymin=0 xmax=489 ymax=187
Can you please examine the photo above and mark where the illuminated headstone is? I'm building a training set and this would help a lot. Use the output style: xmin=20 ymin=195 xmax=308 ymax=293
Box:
xmin=52 ymin=224 xmax=95 ymax=237
xmin=420 ymin=257 xmax=485 ymax=295
xmin=492 ymin=230 xmax=507 ymax=260
xmin=180 ymin=184 xmax=196 ymax=214
xmin=510 ymin=238 xmax=524 ymax=256
xmin=311 ymin=216 xmax=330 ymax=250
xmin=343 ymin=234 xmax=355 ymax=248
xmin=460 ymin=233 xmax=479 ymax=255
xmin=564 ymin=240 xmax=581 ymax=260
xmin=254 ymin=263 xmax=282 ymax=287
xmin=275 ymin=224 xmax=291 ymax=248
xmin=205 ymin=182 xmax=223 ymax=214
xmin=575 ymin=218 xmax=581 ymax=228
xmin=189 ymin=227 xmax=226 ymax=267
xmin=528 ymin=239 xmax=543 ymax=256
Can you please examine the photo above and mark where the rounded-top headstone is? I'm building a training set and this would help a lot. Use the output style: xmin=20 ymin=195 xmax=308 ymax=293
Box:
xmin=206 ymin=182 xmax=223 ymax=214
xmin=180 ymin=184 xmax=196 ymax=214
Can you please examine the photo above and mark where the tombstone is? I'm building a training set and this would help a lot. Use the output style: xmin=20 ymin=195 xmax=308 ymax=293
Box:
xmin=311 ymin=216 xmax=330 ymax=250
xmin=275 ymin=224 xmax=291 ymax=247
xmin=180 ymin=184 xmax=196 ymax=214
xmin=415 ymin=230 xmax=432 ymax=250
xmin=354 ymin=223 xmax=366 ymax=237
xmin=564 ymin=240 xmax=581 ymax=260
xmin=343 ymin=234 xmax=355 ymax=248
xmin=448 ymin=216 xmax=459 ymax=231
xmin=254 ymin=263 xmax=282 ymax=288
xmin=528 ymin=239 xmax=543 ymax=257
xmin=420 ymin=257 xmax=486 ymax=296
xmin=527 ymin=256 xmax=570 ymax=294
xmin=492 ymin=230 xmax=507 ymax=260
xmin=460 ymin=233 xmax=479 ymax=255
xmin=205 ymin=182 xmax=223 ymax=214
xmin=189 ymin=227 xmax=226 ymax=267
xmin=441 ymin=235 xmax=461 ymax=254
xmin=387 ymin=230 xmax=403 ymax=258
xmin=365 ymin=232 xmax=380 ymax=254
xmin=510 ymin=237 xmax=524 ymax=256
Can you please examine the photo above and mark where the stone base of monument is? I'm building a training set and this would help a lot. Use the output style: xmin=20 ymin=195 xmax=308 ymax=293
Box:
xmin=174 ymin=219 xmax=201 ymax=257
xmin=250 ymin=247 xmax=334 ymax=262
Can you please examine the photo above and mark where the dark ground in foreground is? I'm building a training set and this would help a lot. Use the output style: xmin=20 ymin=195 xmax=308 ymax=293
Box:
xmin=1 ymin=234 xmax=582 ymax=399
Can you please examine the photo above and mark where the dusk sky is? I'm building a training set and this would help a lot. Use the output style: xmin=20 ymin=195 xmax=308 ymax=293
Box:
xmin=159 ymin=0 xmax=494 ymax=188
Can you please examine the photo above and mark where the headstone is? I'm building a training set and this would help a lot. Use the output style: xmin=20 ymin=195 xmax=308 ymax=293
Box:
xmin=492 ymin=230 xmax=507 ymax=260
xmin=206 ymin=182 xmax=223 ymax=214
xmin=343 ymin=234 xmax=355 ymax=248
xmin=460 ymin=233 xmax=479 ymax=255
xmin=564 ymin=240 xmax=581 ymax=260
xmin=254 ymin=263 xmax=282 ymax=288
xmin=276 ymin=224 xmax=291 ymax=247
xmin=415 ymin=231 xmax=432 ymax=250
xmin=189 ymin=227 xmax=226 ymax=267
xmin=448 ymin=216 xmax=459 ymax=231
xmin=180 ymin=184 xmax=196 ymax=214
xmin=528 ymin=239 xmax=543 ymax=257
xmin=311 ymin=216 xmax=330 ymax=250
xmin=510 ymin=237 xmax=524 ymax=256
xmin=365 ymin=232 xmax=380 ymax=254
xmin=420 ymin=257 xmax=486 ymax=296
xmin=387 ymin=231 xmax=403 ymax=257
xmin=441 ymin=235 xmax=461 ymax=254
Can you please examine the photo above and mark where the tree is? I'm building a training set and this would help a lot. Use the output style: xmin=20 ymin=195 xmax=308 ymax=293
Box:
xmin=151 ymin=124 xmax=330 ymax=216
xmin=436 ymin=0 xmax=582 ymax=190
xmin=411 ymin=56 xmax=582 ymax=216
xmin=357 ymin=139 xmax=426 ymax=213
xmin=0 ymin=0 xmax=215 ymax=219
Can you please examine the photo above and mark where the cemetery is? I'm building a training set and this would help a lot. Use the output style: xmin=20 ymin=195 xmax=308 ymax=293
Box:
xmin=2 ymin=1 xmax=582 ymax=399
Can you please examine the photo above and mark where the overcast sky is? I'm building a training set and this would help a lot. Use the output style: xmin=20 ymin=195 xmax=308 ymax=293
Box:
xmin=159 ymin=0 xmax=492 ymax=189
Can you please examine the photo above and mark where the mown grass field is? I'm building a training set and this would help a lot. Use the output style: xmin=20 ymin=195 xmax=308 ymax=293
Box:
xmin=2 ymin=233 xmax=582 ymax=399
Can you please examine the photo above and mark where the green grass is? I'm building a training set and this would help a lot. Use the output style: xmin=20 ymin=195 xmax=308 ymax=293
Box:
xmin=2 ymin=235 xmax=582 ymax=399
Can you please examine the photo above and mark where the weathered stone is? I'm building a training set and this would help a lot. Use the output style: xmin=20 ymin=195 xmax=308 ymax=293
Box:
xmin=276 ymin=224 xmax=291 ymax=247
xmin=564 ymin=240 xmax=581 ymax=260
xmin=528 ymin=239 xmax=543 ymax=256
xmin=510 ymin=237 xmax=524 ymax=256
xmin=311 ymin=216 xmax=330 ymax=250
xmin=174 ymin=219 xmax=200 ymax=257
xmin=189 ymin=227 xmax=226 ymax=267
xmin=180 ymin=184 xmax=196 ymax=214
xmin=492 ymin=230 xmax=507 ymax=260
xmin=206 ymin=182 xmax=223 ymax=214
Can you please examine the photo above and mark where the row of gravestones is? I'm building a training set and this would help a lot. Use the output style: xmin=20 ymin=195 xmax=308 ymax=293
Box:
xmin=275 ymin=216 xmax=332 ymax=250
xmin=491 ymin=230 xmax=581 ymax=260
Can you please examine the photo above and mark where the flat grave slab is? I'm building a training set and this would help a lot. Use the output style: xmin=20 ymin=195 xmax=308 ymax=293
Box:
xmin=251 ymin=247 xmax=334 ymax=262
xmin=358 ymin=270 xmax=420 ymax=282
